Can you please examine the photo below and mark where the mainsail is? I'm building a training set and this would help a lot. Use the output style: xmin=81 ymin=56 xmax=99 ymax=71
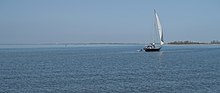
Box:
xmin=154 ymin=10 xmax=164 ymax=45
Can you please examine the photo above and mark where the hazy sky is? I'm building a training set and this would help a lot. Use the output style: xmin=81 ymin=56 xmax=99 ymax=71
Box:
xmin=0 ymin=0 xmax=220 ymax=44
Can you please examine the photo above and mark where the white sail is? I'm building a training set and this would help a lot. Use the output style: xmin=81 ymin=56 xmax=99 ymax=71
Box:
xmin=154 ymin=10 xmax=164 ymax=45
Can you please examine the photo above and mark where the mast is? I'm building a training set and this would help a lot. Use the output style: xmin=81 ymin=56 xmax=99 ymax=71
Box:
xmin=153 ymin=10 xmax=156 ymax=44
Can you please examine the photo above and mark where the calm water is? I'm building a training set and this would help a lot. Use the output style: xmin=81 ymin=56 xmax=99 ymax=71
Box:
xmin=0 ymin=45 xmax=220 ymax=93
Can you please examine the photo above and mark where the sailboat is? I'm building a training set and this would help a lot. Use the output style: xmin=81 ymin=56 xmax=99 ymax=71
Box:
xmin=143 ymin=9 xmax=164 ymax=52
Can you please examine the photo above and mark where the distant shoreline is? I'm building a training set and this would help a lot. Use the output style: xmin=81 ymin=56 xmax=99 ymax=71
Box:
xmin=0 ymin=40 xmax=220 ymax=45
xmin=0 ymin=43 xmax=144 ymax=45
xmin=168 ymin=40 xmax=220 ymax=45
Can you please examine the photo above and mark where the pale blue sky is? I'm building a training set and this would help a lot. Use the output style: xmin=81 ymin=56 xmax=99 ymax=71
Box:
xmin=0 ymin=0 xmax=220 ymax=44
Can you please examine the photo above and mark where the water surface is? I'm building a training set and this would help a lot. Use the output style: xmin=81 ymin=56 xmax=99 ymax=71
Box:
xmin=0 ymin=45 xmax=220 ymax=93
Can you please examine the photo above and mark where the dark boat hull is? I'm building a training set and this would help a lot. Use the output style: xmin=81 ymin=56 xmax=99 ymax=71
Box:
xmin=143 ymin=47 xmax=161 ymax=52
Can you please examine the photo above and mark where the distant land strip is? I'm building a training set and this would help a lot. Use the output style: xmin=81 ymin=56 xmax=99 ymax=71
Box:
xmin=168 ymin=40 xmax=220 ymax=45
xmin=0 ymin=40 xmax=220 ymax=45
xmin=0 ymin=43 xmax=144 ymax=45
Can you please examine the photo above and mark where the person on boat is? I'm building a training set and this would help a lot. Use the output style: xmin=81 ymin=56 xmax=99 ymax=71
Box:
xmin=151 ymin=43 xmax=155 ymax=48
xmin=147 ymin=45 xmax=152 ymax=49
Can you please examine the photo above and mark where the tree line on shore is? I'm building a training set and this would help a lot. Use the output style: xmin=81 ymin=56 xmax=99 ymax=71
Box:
xmin=168 ymin=40 xmax=220 ymax=44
